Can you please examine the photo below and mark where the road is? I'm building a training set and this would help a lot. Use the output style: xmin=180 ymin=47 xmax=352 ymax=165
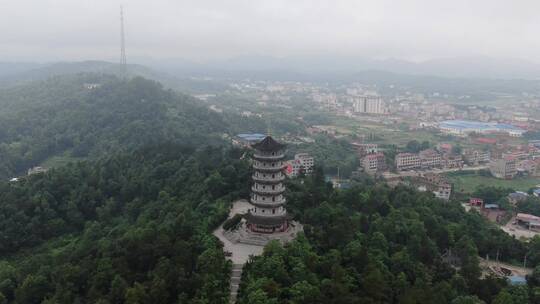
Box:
xmin=383 ymin=165 xmax=488 ymax=179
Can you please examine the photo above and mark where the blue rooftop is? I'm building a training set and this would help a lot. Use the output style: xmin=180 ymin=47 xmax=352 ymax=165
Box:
xmin=508 ymin=275 xmax=527 ymax=285
xmin=439 ymin=120 xmax=525 ymax=132
xmin=237 ymin=133 xmax=266 ymax=141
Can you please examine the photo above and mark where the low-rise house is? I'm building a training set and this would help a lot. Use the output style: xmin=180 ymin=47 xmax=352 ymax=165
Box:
xmin=481 ymin=204 xmax=506 ymax=223
xmin=437 ymin=143 xmax=453 ymax=154
xmin=490 ymin=156 xmax=517 ymax=179
xmin=414 ymin=173 xmax=452 ymax=200
xmin=395 ymin=153 xmax=421 ymax=171
xmin=518 ymin=159 xmax=538 ymax=176
xmin=504 ymin=150 xmax=529 ymax=161
xmin=352 ymin=143 xmax=378 ymax=157
xmin=419 ymin=149 xmax=442 ymax=169
xmin=443 ymin=154 xmax=464 ymax=169
xmin=286 ymin=153 xmax=314 ymax=177
xmin=362 ymin=152 xmax=386 ymax=175
xmin=508 ymin=192 xmax=529 ymax=205
xmin=469 ymin=197 xmax=484 ymax=207
xmin=516 ymin=213 xmax=540 ymax=230
xmin=462 ymin=148 xmax=490 ymax=165
xmin=294 ymin=153 xmax=314 ymax=175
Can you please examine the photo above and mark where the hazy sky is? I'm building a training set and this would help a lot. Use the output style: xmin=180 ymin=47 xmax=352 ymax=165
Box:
xmin=1 ymin=0 xmax=540 ymax=63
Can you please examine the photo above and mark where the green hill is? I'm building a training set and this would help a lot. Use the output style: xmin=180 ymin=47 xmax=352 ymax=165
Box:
xmin=0 ymin=75 xmax=229 ymax=178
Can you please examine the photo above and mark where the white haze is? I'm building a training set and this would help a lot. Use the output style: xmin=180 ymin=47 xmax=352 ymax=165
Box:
xmin=1 ymin=0 xmax=539 ymax=67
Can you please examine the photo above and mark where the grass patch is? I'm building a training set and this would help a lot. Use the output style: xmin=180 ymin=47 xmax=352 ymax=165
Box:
xmin=446 ymin=171 xmax=540 ymax=193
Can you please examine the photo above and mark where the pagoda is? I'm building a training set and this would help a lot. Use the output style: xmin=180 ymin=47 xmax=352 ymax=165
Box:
xmin=245 ymin=136 xmax=290 ymax=233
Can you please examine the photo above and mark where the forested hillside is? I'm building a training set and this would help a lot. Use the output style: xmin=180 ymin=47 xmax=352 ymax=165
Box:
xmin=0 ymin=144 xmax=251 ymax=303
xmin=0 ymin=75 xmax=228 ymax=178
xmin=2 ymin=74 xmax=540 ymax=303
xmin=238 ymin=171 xmax=540 ymax=303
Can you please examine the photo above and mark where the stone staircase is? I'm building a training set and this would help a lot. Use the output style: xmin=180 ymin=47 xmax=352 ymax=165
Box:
xmin=223 ymin=222 xmax=303 ymax=247
xmin=229 ymin=264 xmax=243 ymax=303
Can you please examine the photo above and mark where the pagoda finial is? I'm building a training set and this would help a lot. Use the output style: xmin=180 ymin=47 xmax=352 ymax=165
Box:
xmin=266 ymin=119 xmax=272 ymax=137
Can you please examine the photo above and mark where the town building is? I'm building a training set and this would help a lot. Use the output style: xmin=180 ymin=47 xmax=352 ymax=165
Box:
xmin=362 ymin=152 xmax=386 ymax=175
xmin=518 ymin=159 xmax=539 ymax=176
xmin=419 ymin=149 xmax=442 ymax=169
xmin=469 ymin=198 xmax=484 ymax=207
xmin=395 ymin=153 xmax=421 ymax=171
xmin=443 ymin=154 xmax=464 ymax=169
xmin=490 ymin=157 xmax=517 ymax=179
xmin=286 ymin=153 xmax=315 ymax=177
xmin=462 ymin=149 xmax=491 ymax=165
xmin=294 ymin=153 xmax=314 ymax=174
xmin=439 ymin=120 xmax=526 ymax=137
xmin=352 ymin=143 xmax=378 ymax=156
xmin=353 ymin=96 xmax=385 ymax=114
xmin=245 ymin=136 xmax=290 ymax=233
xmin=508 ymin=192 xmax=529 ymax=205
xmin=516 ymin=213 xmax=540 ymax=231
xmin=419 ymin=173 xmax=452 ymax=200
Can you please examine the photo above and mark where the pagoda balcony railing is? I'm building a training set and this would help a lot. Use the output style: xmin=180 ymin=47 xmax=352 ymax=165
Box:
xmin=251 ymin=185 xmax=285 ymax=194
xmin=252 ymin=174 xmax=285 ymax=183
xmin=252 ymin=163 xmax=285 ymax=171
xmin=251 ymin=197 xmax=286 ymax=206
xmin=253 ymin=153 xmax=285 ymax=161
xmin=250 ymin=209 xmax=287 ymax=217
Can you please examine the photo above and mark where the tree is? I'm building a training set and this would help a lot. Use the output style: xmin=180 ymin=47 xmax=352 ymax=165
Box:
xmin=290 ymin=281 xmax=321 ymax=304
xmin=125 ymin=283 xmax=147 ymax=304
xmin=14 ymin=275 xmax=51 ymax=304
xmin=109 ymin=275 xmax=128 ymax=304
xmin=451 ymin=295 xmax=485 ymax=304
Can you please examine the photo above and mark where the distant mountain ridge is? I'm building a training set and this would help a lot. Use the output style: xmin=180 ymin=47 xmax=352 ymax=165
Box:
xmin=0 ymin=61 xmax=168 ymax=87
xmin=141 ymin=55 xmax=540 ymax=80
xmin=2 ymin=58 xmax=540 ymax=101
xmin=0 ymin=60 xmax=231 ymax=93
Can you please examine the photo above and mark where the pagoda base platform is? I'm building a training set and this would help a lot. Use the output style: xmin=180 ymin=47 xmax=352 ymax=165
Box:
xmin=223 ymin=220 xmax=303 ymax=247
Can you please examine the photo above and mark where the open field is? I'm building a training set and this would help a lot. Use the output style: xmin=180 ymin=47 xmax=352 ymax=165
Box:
xmin=446 ymin=172 xmax=540 ymax=193
xmin=331 ymin=117 xmax=443 ymax=145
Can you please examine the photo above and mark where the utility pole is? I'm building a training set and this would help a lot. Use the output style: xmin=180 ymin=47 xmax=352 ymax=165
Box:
xmin=120 ymin=5 xmax=127 ymax=76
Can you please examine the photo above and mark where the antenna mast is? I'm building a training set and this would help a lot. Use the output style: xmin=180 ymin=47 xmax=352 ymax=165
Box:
xmin=120 ymin=5 xmax=127 ymax=76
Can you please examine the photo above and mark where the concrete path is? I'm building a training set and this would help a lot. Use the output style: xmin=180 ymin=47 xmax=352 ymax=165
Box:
xmin=213 ymin=225 xmax=264 ymax=264
xmin=214 ymin=199 xmax=302 ymax=303
xmin=213 ymin=200 xmax=265 ymax=303
xmin=229 ymin=264 xmax=243 ymax=303
xmin=212 ymin=199 xmax=264 ymax=264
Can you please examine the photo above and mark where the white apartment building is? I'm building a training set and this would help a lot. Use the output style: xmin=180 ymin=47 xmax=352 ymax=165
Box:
xmin=353 ymin=96 xmax=385 ymax=114
xmin=286 ymin=153 xmax=315 ymax=177
xmin=395 ymin=153 xmax=421 ymax=171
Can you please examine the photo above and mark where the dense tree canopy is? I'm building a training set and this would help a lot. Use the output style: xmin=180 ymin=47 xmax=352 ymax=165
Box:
xmin=0 ymin=144 xmax=251 ymax=303
xmin=0 ymin=74 xmax=537 ymax=303
xmin=238 ymin=172 xmax=533 ymax=303
xmin=0 ymin=75 xmax=227 ymax=178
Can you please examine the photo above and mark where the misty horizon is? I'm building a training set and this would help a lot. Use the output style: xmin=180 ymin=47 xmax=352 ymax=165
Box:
xmin=2 ymin=0 xmax=540 ymax=65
